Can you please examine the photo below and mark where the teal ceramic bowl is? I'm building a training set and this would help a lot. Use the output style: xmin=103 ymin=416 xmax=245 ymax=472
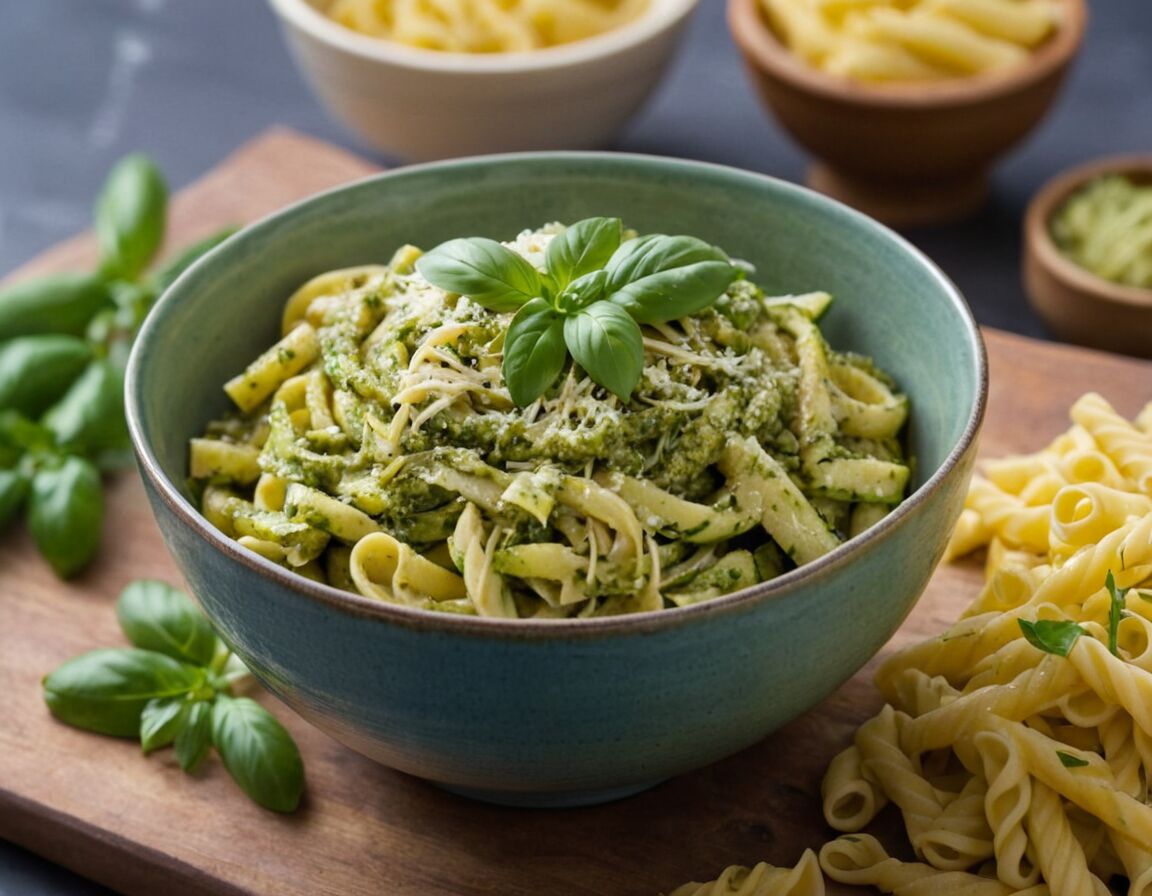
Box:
xmin=125 ymin=153 xmax=986 ymax=807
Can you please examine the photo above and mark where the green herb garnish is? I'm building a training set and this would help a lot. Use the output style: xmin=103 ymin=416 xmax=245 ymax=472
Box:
xmin=415 ymin=217 xmax=739 ymax=406
xmin=1105 ymin=570 xmax=1130 ymax=657
xmin=0 ymin=154 xmax=235 ymax=578
xmin=1018 ymin=618 xmax=1086 ymax=657
xmin=1056 ymin=750 xmax=1090 ymax=768
xmin=42 ymin=580 xmax=304 ymax=812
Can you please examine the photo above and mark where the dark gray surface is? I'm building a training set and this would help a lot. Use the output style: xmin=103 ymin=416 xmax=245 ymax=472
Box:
xmin=0 ymin=1 xmax=1148 ymax=893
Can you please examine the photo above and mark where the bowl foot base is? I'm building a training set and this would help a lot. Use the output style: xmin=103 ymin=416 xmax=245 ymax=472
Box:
xmin=807 ymin=163 xmax=990 ymax=228
xmin=435 ymin=777 xmax=665 ymax=808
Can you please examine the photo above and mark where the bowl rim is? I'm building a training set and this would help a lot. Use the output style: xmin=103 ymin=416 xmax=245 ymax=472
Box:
xmin=1025 ymin=154 xmax=1152 ymax=311
xmin=126 ymin=150 xmax=989 ymax=641
xmin=265 ymin=0 xmax=699 ymax=73
xmin=726 ymin=0 xmax=1087 ymax=108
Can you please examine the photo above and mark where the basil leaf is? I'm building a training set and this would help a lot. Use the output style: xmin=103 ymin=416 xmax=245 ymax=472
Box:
xmin=544 ymin=217 xmax=621 ymax=290
xmin=27 ymin=456 xmax=103 ymax=579
xmin=0 ymin=468 xmax=29 ymax=528
xmin=42 ymin=360 xmax=129 ymax=455
xmin=175 ymin=701 xmax=213 ymax=772
xmin=43 ymin=648 xmax=204 ymax=737
xmin=140 ymin=696 xmax=187 ymax=754
xmin=1056 ymin=750 xmax=1090 ymax=768
xmin=1018 ymin=619 xmax=1085 ymax=657
xmin=502 ymin=298 xmax=566 ymax=408
xmin=151 ymin=227 xmax=238 ymax=293
xmin=0 ymin=335 xmax=93 ymax=418
xmin=416 ymin=237 xmax=541 ymax=312
xmin=0 ymin=272 xmax=112 ymax=340
xmin=563 ymin=302 xmax=644 ymax=402
xmin=1105 ymin=570 xmax=1129 ymax=658
xmin=117 ymin=580 xmax=220 ymax=667
xmin=557 ymin=269 xmax=608 ymax=312
xmin=604 ymin=235 xmax=738 ymax=324
xmin=0 ymin=411 xmax=54 ymax=456
xmin=95 ymin=154 xmax=168 ymax=281
xmin=211 ymin=694 xmax=304 ymax=813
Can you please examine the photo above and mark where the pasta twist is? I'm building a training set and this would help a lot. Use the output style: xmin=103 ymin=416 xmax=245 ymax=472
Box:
xmin=665 ymin=850 xmax=824 ymax=896
xmin=817 ymin=834 xmax=1049 ymax=895
xmin=1070 ymin=393 xmax=1152 ymax=494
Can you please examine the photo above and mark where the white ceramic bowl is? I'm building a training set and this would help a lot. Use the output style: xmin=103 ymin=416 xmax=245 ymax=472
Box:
xmin=266 ymin=0 xmax=700 ymax=161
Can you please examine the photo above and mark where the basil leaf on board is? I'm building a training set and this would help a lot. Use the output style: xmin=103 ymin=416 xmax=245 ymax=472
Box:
xmin=563 ymin=302 xmax=645 ymax=403
xmin=415 ymin=237 xmax=541 ymax=312
xmin=1105 ymin=570 xmax=1129 ymax=657
xmin=544 ymin=217 xmax=621 ymax=290
xmin=43 ymin=648 xmax=204 ymax=737
xmin=151 ymin=226 xmax=238 ymax=293
xmin=604 ymin=235 xmax=738 ymax=324
xmin=117 ymin=580 xmax=220 ymax=667
xmin=27 ymin=456 xmax=103 ymax=579
xmin=0 ymin=468 xmax=29 ymax=528
xmin=557 ymin=269 xmax=608 ymax=312
xmin=42 ymin=360 xmax=129 ymax=455
xmin=175 ymin=701 xmax=214 ymax=773
xmin=140 ymin=696 xmax=188 ymax=754
xmin=0 ymin=273 xmax=113 ymax=340
xmin=95 ymin=154 xmax=168 ymax=281
xmin=1018 ymin=619 xmax=1086 ymax=657
xmin=211 ymin=694 xmax=305 ymax=813
xmin=502 ymin=298 xmax=567 ymax=408
xmin=0 ymin=335 xmax=93 ymax=418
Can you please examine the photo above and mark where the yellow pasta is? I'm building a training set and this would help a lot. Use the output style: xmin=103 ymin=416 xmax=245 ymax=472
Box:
xmin=326 ymin=0 xmax=649 ymax=52
xmin=811 ymin=391 xmax=1152 ymax=893
xmin=760 ymin=0 xmax=1061 ymax=83
xmin=665 ymin=849 xmax=824 ymax=896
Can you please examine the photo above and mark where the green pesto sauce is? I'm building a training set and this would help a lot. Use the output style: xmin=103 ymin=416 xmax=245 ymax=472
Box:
xmin=263 ymin=271 xmax=807 ymax=509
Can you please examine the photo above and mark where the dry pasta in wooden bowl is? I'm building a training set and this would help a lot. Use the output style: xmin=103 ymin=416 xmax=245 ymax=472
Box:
xmin=727 ymin=0 xmax=1087 ymax=226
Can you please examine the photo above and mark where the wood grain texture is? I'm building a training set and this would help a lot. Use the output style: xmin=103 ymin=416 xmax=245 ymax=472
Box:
xmin=2 ymin=129 xmax=1151 ymax=896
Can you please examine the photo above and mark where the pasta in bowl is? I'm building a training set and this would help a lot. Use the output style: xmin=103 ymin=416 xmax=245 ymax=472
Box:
xmin=126 ymin=153 xmax=985 ymax=805
xmin=190 ymin=221 xmax=911 ymax=618
xmin=265 ymin=0 xmax=698 ymax=160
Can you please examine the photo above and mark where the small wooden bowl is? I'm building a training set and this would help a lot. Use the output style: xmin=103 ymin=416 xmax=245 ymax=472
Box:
xmin=1024 ymin=155 xmax=1152 ymax=359
xmin=727 ymin=0 xmax=1087 ymax=227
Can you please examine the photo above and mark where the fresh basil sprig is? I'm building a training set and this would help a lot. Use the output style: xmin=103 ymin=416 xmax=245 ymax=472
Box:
xmin=42 ymin=580 xmax=305 ymax=812
xmin=0 ymin=153 xmax=235 ymax=578
xmin=415 ymin=218 xmax=739 ymax=406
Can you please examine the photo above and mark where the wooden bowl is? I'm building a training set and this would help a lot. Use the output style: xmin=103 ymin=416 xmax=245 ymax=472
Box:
xmin=727 ymin=0 xmax=1087 ymax=227
xmin=1024 ymin=155 xmax=1152 ymax=359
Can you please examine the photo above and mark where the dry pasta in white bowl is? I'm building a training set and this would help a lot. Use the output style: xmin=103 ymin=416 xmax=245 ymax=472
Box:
xmin=189 ymin=219 xmax=911 ymax=619
xmin=326 ymin=0 xmax=650 ymax=52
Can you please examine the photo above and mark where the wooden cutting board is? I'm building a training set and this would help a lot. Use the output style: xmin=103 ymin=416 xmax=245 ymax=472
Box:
xmin=2 ymin=129 xmax=1150 ymax=896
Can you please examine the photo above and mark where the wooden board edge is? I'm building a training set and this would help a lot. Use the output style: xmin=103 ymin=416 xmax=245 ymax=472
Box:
xmin=0 ymin=789 xmax=249 ymax=896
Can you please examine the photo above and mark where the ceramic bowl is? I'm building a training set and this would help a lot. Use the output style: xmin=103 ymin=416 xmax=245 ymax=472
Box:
xmin=727 ymin=0 xmax=1087 ymax=227
xmin=1024 ymin=155 xmax=1152 ymax=359
xmin=125 ymin=153 xmax=987 ymax=807
xmin=265 ymin=0 xmax=698 ymax=162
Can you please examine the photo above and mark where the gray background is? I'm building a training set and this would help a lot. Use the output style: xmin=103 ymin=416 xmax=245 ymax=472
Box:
xmin=0 ymin=1 xmax=1148 ymax=893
